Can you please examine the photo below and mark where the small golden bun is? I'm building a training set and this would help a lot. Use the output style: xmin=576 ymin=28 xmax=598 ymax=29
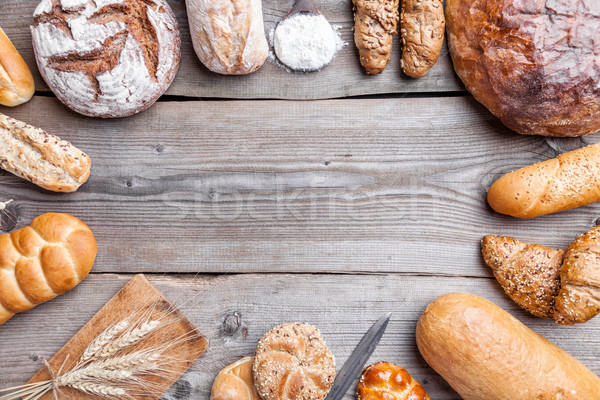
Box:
xmin=211 ymin=357 xmax=260 ymax=400
xmin=357 ymin=362 xmax=430 ymax=400
xmin=0 ymin=26 xmax=34 ymax=107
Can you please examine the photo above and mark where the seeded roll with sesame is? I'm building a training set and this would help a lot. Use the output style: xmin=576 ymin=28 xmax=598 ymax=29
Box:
xmin=353 ymin=0 xmax=400 ymax=74
xmin=252 ymin=323 xmax=336 ymax=400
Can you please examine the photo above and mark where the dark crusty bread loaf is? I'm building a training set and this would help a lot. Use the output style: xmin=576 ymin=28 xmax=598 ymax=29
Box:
xmin=446 ymin=0 xmax=600 ymax=137
xmin=31 ymin=0 xmax=180 ymax=118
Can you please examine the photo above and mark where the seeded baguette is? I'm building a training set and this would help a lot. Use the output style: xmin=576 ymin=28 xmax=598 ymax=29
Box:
xmin=353 ymin=0 xmax=400 ymax=74
xmin=400 ymin=0 xmax=445 ymax=78
xmin=487 ymin=143 xmax=600 ymax=218
xmin=0 ymin=113 xmax=91 ymax=192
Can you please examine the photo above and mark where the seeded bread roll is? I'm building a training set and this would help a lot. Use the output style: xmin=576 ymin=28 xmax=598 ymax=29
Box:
xmin=487 ymin=143 xmax=600 ymax=218
xmin=186 ymin=0 xmax=268 ymax=75
xmin=253 ymin=323 xmax=336 ymax=400
xmin=353 ymin=0 xmax=400 ymax=75
xmin=0 ymin=113 xmax=91 ymax=192
xmin=0 ymin=27 xmax=34 ymax=107
xmin=31 ymin=0 xmax=181 ymax=118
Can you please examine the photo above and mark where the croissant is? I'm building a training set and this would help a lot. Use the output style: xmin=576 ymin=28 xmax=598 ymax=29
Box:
xmin=555 ymin=226 xmax=600 ymax=325
xmin=0 ymin=213 xmax=96 ymax=326
xmin=481 ymin=235 xmax=563 ymax=319
xmin=357 ymin=362 xmax=430 ymax=400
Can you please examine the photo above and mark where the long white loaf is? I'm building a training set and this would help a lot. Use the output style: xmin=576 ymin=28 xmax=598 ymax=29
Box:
xmin=416 ymin=293 xmax=600 ymax=399
xmin=0 ymin=113 xmax=91 ymax=192
xmin=186 ymin=0 xmax=268 ymax=75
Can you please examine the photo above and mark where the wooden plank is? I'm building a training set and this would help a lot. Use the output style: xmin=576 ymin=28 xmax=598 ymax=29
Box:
xmin=1 ymin=273 xmax=600 ymax=400
xmin=27 ymin=274 xmax=208 ymax=400
xmin=1 ymin=96 xmax=600 ymax=275
xmin=0 ymin=0 xmax=463 ymax=100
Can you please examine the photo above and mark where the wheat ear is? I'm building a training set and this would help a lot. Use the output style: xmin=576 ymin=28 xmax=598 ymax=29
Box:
xmin=66 ymin=382 xmax=126 ymax=397
xmin=79 ymin=319 xmax=130 ymax=364
xmin=97 ymin=320 xmax=161 ymax=359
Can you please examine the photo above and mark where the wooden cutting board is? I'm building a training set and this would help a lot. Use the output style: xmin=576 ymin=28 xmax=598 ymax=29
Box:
xmin=28 ymin=274 xmax=208 ymax=399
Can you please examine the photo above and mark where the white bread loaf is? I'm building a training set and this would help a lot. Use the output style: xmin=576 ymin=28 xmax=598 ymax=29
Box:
xmin=0 ymin=113 xmax=91 ymax=192
xmin=0 ymin=213 xmax=97 ymax=326
xmin=488 ymin=143 xmax=600 ymax=218
xmin=416 ymin=293 xmax=600 ymax=399
xmin=186 ymin=0 xmax=268 ymax=75
xmin=31 ymin=0 xmax=180 ymax=118
xmin=0 ymin=27 xmax=34 ymax=107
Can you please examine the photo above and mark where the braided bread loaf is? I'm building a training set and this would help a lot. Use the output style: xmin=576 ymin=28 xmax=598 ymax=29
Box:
xmin=357 ymin=362 xmax=430 ymax=400
xmin=0 ymin=213 xmax=96 ymax=326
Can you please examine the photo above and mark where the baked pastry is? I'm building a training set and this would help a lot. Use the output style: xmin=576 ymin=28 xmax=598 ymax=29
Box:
xmin=211 ymin=357 xmax=260 ymax=400
xmin=487 ymin=143 xmax=600 ymax=218
xmin=481 ymin=235 xmax=563 ymax=319
xmin=357 ymin=362 xmax=430 ymax=400
xmin=0 ymin=113 xmax=91 ymax=192
xmin=31 ymin=0 xmax=181 ymax=118
xmin=555 ymin=226 xmax=600 ymax=325
xmin=400 ymin=0 xmax=444 ymax=78
xmin=253 ymin=322 xmax=336 ymax=400
xmin=0 ymin=213 xmax=97 ymax=326
xmin=446 ymin=0 xmax=600 ymax=137
xmin=416 ymin=293 xmax=600 ymax=400
xmin=353 ymin=0 xmax=400 ymax=74
xmin=186 ymin=0 xmax=268 ymax=75
xmin=0 ymin=26 xmax=34 ymax=107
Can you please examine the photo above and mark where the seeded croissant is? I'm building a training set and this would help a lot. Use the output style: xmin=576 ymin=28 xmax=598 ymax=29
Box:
xmin=352 ymin=0 xmax=400 ymax=74
xmin=482 ymin=227 xmax=600 ymax=325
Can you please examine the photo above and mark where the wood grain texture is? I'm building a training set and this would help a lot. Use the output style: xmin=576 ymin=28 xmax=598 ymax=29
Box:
xmin=1 ymin=273 xmax=600 ymax=400
xmin=27 ymin=275 xmax=208 ymax=400
xmin=0 ymin=0 xmax=463 ymax=100
xmin=1 ymin=96 xmax=600 ymax=275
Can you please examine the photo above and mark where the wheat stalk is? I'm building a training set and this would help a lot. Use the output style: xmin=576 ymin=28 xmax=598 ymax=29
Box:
xmin=67 ymin=382 xmax=126 ymax=397
xmin=96 ymin=320 xmax=161 ymax=359
xmin=79 ymin=319 xmax=130 ymax=364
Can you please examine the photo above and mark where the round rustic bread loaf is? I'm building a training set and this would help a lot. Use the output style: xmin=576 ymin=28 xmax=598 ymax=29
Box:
xmin=446 ymin=0 xmax=600 ymax=137
xmin=31 ymin=0 xmax=180 ymax=118
xmin=253 ymin=322 xmax=336 ymax=400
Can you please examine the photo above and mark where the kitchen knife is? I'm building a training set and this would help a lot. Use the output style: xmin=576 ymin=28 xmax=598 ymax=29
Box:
xmin=325 ymin=312 xmax=392 ymax=400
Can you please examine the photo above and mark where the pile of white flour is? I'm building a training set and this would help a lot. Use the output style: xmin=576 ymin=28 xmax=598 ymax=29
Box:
xmin=273 ymin=13 xmax=342 ymax=72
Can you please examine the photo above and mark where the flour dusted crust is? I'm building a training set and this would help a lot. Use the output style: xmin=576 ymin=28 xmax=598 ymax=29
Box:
xmin=446 ymin=0 xmax=600 ymax=136
xmin=31 ymin=0 xmax=180 ymax=118
xmin=253 ymin=323 xmax=336 ymax=400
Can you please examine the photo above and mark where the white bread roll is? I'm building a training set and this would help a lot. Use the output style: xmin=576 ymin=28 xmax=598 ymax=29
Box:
xmin=0 ymin=26 xmax=34 ymax=107
xmin=487 ymin=143 xmax=600 ymax=218
xmin=186 ymin=0 xmax=268 ymax=75
xmin=416 ymin=293 xmax=600 ymax=399
xmin=211 ymin=357 xmax=259 ymax=400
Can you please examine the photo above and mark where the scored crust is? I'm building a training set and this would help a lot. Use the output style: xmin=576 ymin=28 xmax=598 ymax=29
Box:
xmin=446 ymin=0 xmax=600 ymax=137
xmin=31 ymin=0 xmax=181 ymax=118
xmin=253 ymin=322 xmax=336 ymax=400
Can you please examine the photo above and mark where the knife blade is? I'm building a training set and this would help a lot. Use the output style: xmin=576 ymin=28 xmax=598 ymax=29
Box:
xmin=326 ymin=312 xmax=392 ymax=400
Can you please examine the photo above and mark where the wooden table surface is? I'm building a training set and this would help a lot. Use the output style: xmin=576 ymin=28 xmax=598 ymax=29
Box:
xmin=2 ymin=1 xmax=600 ymax=399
